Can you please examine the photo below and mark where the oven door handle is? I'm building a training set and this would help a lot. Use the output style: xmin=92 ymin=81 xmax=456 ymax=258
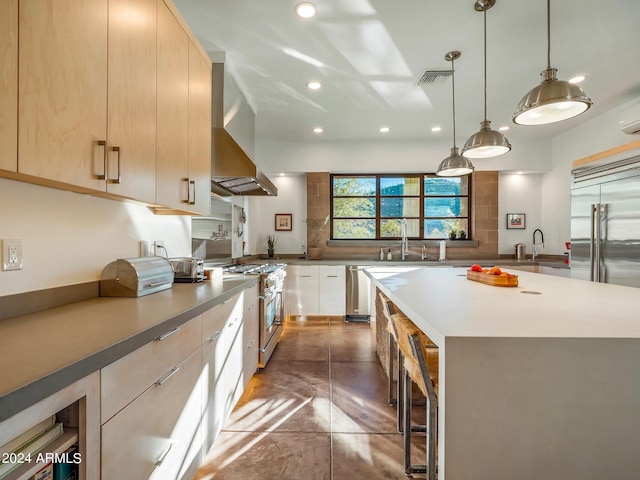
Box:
xmin=274 ymin=290 xmax=284 ymax=326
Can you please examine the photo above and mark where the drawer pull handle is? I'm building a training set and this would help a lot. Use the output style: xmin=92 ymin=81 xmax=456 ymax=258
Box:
xmin=154 ymin=442 xmax=173 ymax=467
xmin=326 ymin=275 xmax=339 ymax=278
xmin=300 ymin=275 xmax=312 ymax=278
xmin=208 ymin=331 xmax=222 ymax=343
xmin=156 ymin=326 xmax=181 ymax=341
xmin=222 ymin=298 xmax=233 ymax=304
xmin=155 ymin=366 xmax=181 ymax=386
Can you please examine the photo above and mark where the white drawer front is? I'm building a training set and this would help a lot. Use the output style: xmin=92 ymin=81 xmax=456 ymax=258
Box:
xmin=101 ymin=351 xmax=202 ymax=480
xmin=101 ymin=315 xmax=202 ymax=423
xmin=202 ymin=293 xmax=242 ymax=341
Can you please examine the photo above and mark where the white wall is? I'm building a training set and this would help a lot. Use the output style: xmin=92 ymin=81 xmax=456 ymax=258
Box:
xmin=246 ymin=175 xmax=307 ymax=256
xmin=498 ymin=173 xmax=543 ymax=256
xmin=0 ymin=179 xmax=191 ymax=296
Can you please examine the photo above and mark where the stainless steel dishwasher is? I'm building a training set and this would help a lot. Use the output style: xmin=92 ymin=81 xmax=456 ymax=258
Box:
xmin=345 ymin=265 xmax=371 ymax=322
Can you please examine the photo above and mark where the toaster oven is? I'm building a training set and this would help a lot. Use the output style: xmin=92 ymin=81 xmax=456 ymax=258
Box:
xmin=169 ymin=257 xmax=205 ymax=283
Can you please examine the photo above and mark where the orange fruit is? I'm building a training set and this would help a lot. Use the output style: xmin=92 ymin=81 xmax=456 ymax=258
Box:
xmin=489 ymin=266 xmax=502 ymax=275
xmin=470 ymin=264 xmax=483 ymax=272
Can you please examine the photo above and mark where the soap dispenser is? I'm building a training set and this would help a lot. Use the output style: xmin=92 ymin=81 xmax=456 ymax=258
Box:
xmin=387 ymin=249 xmax=392 ymax=260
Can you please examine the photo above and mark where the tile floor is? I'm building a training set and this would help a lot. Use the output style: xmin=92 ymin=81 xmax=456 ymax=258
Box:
xmin=194 ymin=316 xmax=427 ymax=480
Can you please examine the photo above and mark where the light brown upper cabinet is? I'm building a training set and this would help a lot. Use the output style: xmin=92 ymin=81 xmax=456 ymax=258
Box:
xmin=156 ymin=2 xmax=211 ymax=215
xmin=156 ymin=2 xmax=193 ymax=212
xmin=188 ymin=40 xmax=213 ymax=216
xmin=18 ymin=0 xmax=157 ymax=203
xmin=0 ymin=0 xmax=18 ymax=173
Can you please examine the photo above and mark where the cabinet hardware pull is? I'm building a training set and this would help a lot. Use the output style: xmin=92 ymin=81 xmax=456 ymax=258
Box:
xmin=109 ymin=146 xmax=122 ymax=184
xmin=97 ymin=140 xmax=107 ymax=180
xmin=155 ymin=366 xmax=181 ymax=386
xmin=326 ymin=275 xmax=339 ymax=278
xmin=222 ymin=298 xmax=233 ymax=304
xmin=156 ymin=326 xmax=181 ymax=341
xmin=189 ymin=179 xmax=196 ymax=205
xmin=182 ymin=178 xmax=190 ymax=204
xmin=300 ymin=275 xmax=312 ymax=278
xmin=208 ymin=331 xmax=222 ymax=343
xmin=154 ymin=442 xmax=173 ymax=467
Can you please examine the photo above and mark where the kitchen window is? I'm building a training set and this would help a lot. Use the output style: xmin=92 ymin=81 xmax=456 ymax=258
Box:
xmin=330 ymin=174 xmax=470 ymax=240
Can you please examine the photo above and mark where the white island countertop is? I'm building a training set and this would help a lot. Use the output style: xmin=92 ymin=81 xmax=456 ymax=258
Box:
xmin=366 ymin=266 xmax=640 ymax=480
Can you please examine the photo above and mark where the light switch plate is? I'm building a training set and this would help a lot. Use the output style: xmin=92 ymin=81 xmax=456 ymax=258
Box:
xmin=2 ymin=239 xmax=23 ymax=271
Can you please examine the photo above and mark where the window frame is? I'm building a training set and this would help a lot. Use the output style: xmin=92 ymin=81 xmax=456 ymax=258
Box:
xmin=329 ymin=173 xmax=472 ymax=240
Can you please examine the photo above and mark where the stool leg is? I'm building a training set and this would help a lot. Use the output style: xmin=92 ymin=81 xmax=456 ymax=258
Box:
xmin=397 ymin=349 xmax=404 ymax=433
xmin=427 ymin=397 xmax=437 ymax=480
xmin=403 ymin=368 xmax=411 ymax=475
xmin=388 ymin=332 xmax=396 ymax=406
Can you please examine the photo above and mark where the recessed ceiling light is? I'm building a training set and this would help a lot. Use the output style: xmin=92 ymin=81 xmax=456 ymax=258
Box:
xmin=568 ymin=75 xmax=586 ymax=84
xmin=295 ymin=2 xmax=317 ymax=19
xmin=313 ymin=127 xmax=323 ymax=133
xmin=498 ymin=126 xmax=510 ymax=131
xmin=280 ymin=173 xmax=285 ymax=176
xmin=431 ymin=126 xmax=442 ymax=132
xmin=379 ymin=127 xmax=390 ymax=133
xmin=307 ymin=81 xmax=322 ymax=90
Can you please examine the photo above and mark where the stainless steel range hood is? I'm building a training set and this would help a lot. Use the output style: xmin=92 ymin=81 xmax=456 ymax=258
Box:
xmin=211 ymin=63 xmax=277 ymax=196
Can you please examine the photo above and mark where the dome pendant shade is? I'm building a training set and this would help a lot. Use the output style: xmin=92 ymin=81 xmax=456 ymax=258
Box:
xmin=436 ymin=51 xmax=474 ymax=177
xmin=462 ymin=120 xmax=511 ymax=158
xmin=513 ymin=67 xmax=592 ymax=125
xmin=462 ymin=2 xmax=511 ymax=158
xmin=436 ymin=147 xmax=474 ymax=177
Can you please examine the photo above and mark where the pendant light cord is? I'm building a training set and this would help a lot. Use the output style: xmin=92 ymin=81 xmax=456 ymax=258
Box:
xmin=483 ymin=9 xmax=487 ymax=121
xmin=451 ymin=57 xmax=457 ymax=148
xmin=546 ymin=0 xmax=551 ymax=70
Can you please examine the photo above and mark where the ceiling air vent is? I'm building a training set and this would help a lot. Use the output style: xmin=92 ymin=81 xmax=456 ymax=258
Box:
xmin=416 ymin=69 xmax=453 ymax=86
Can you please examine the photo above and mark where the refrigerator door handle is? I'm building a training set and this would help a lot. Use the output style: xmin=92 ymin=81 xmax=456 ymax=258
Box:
xmin=590 ymin=204 xmax=597 ymax=282
xmin=594 ymin=203 xmax=603 ymax=282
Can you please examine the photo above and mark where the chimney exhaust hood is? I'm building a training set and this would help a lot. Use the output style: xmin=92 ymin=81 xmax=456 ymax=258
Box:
xmin=211 ymin=63 xmax=277 ymax=196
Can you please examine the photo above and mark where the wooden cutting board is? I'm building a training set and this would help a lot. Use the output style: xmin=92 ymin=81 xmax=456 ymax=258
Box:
xmin=466 ymin=270 xmax=519 ymax=287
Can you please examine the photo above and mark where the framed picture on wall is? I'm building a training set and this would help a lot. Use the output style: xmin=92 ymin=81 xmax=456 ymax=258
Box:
xmin=275 ymin=213 xmax=292 ymax=231
xmin=506 ymin=213 xmax=526 ymax=229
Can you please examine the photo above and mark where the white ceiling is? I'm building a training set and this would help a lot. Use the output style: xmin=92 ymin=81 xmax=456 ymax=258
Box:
xmin=174 ymin=0 xmax=640 ymax=150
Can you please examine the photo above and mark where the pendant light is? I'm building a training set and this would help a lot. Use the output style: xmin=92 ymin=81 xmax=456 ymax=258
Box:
xmin=513 ymin=0 xmax=592 ymax=125
xmin=436 ymin=51 xmax=474 ymax=177
xmin=462 ymin=0 xmax=511 ymax=158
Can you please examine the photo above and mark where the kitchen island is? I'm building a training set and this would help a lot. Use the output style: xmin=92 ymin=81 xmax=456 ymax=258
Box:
xmin=367 ymin=266 xmax=640 ymax=480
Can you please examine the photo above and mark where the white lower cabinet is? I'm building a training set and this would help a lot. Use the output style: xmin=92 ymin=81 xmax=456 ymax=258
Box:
xmin=318 ymin=265 xmax=346 ymax=315
xmin=101 ymin=350 xmax=202 ymax=480
xmin=242 ymin=284 xmax=260 ymax=389
xmin=290 ymin=265 xmax=346 ymax=316
xmin=200 ymin=284 xmax=260 ymax=455
xmin=100 ymin=315 xmax=203 ymax=480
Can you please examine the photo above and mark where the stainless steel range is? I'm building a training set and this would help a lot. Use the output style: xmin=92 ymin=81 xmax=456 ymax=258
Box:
xmin=223 ymin=263 xmax=286 ymax=367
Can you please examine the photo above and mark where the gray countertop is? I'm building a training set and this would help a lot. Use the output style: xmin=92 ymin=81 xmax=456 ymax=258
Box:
xmin=0 ymin=276 xmax=258 ymax=422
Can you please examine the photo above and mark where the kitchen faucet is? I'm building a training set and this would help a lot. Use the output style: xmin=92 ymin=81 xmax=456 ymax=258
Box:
xmin=401 ymin=218 xmax=409 ymax=261
xmin=532 ymin=228 xmax=544 ymax=261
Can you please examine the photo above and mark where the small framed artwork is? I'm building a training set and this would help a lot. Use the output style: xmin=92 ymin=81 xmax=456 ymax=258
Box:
xmin=506 ymin=213 xmax=526 ymax=229
xmin=275 ymin=213 xmax=292 ymax=231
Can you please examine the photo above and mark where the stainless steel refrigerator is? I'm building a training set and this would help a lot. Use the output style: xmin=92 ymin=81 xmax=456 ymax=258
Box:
xmin=570 ymin=155 xmax=640 ymax=287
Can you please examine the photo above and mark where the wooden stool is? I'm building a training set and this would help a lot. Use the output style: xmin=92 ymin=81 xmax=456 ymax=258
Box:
xmin=394 ymin=314 xmax=439 ymax=479
xmin=379 ymin=292 xmax=404 ymax=433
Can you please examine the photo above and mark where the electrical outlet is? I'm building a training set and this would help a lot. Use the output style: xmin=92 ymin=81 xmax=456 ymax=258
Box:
xmin=2 ymin=239 xmax=23 ymax=271
xmin=153 ymin=240 xmax=165 ymax=256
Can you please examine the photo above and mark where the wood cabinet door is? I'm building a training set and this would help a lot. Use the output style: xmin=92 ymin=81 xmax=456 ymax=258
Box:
xmin=18 ymin=0 xmax=108 ymax=190
xmin=156 ymin=1 xmax=189 ymax=209
xmin=106 ymin=0 xmax=157 ymax=202
xmin=188 ymin=41 xmax=212 ymax=215
xmin=0 ymin=0 xmax=17 ymax=172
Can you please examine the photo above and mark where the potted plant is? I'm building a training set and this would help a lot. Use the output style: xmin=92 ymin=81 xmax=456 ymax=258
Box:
xmin=305 ymin=215 xmax=329 ymax=260
xmin=267 ymin=235 xmax=276 ymax=258
xmin=459 ymin=230 xmax=467 ymax=240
